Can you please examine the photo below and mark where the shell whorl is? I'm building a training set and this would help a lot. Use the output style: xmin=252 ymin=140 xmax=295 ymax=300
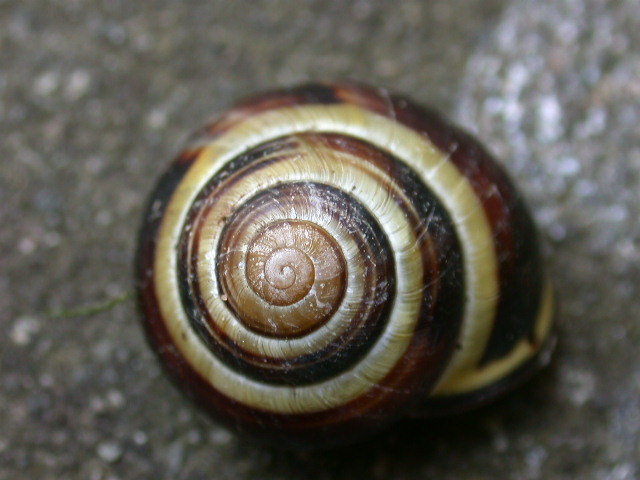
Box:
xmin=174 ymin=132 xmax=461 ymax=393
xmin=137 ymin=83 xmax=555 ymax=448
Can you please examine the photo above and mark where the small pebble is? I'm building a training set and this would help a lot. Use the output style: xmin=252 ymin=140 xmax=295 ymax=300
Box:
xmin=10 ymin=316 xmax=41 ymax=346
xmin=96 ymin=441 xmax=123 ymax=463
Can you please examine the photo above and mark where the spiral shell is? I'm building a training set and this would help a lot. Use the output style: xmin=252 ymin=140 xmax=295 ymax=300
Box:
xmin=136 ymin=82 xmax=555 ymax=449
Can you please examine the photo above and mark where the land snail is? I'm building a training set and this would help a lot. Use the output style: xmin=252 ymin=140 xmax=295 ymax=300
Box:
xmin=136 ymin=82 xmax=556 ymax=449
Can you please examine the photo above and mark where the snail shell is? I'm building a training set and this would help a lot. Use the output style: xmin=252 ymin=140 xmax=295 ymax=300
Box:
xmin=136 ymin=82 xmax=555 ymax=449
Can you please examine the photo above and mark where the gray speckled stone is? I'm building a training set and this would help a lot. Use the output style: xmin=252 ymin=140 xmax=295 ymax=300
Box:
xmin=1 ymin=0 xmax=638 ymax=479
xmin=456 ymin=1 xmax=640 ymax=478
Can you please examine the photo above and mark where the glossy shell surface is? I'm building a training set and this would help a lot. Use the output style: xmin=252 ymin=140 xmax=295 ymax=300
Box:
xmin=136 ymin=82 xmax=555 ymax=448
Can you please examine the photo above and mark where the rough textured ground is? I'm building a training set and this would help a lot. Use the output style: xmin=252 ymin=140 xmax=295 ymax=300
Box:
xmin=1 ymin=0 xmax=638 ymax=479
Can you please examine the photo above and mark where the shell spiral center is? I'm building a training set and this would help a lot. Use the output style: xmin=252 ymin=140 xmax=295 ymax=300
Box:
xmin=262 ymin=247 xmax=312 ymax=295
xmin=246 ymin=221 xmax=344 ymax=307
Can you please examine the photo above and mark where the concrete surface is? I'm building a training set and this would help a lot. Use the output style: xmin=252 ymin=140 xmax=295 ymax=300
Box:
xmin=1 ymin=0 xmax=638 ymax=479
